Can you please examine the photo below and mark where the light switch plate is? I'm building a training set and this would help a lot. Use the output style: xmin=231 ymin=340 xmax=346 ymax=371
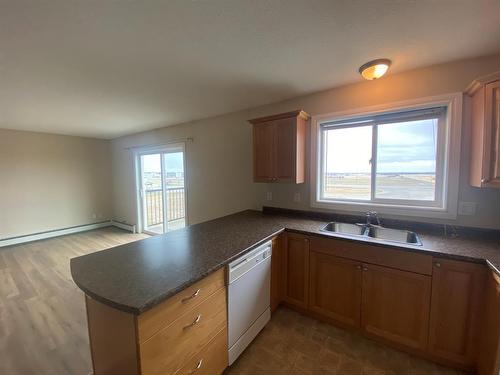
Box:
xmin=293 ymin=192 xmax=301 ymax=203
xmin=266 ymin=191 xmax=273 ymax=201
xmin=458 ymin=201 xmax=477 ymax=216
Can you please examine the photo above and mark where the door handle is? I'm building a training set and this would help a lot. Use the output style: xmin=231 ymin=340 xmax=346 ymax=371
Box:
xmin=182 ymin=289 xmax=201 ymax=303
xmin=183 ymin=314 xmax=202 ymax=330
xmin=187 ymin=359 xmax=203 ymax=374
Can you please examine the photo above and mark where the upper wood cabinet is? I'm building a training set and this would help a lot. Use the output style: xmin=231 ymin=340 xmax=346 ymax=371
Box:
xmin=249 ymin=110 xmax=309 ymax=183
xmin=283 ymin=232 xmax=310 ymax=309
xmin=361 ymin=263 xmax=432 ymax=351
xmin=428 ymin=258 xmax=486 ymax=368
xmin=466 ymin=72 xmax=500 ymax=188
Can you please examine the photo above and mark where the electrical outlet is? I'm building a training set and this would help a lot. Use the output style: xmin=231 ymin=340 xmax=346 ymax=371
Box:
xmin=293 ymin=192 xmax=301 ymax=203
xmin=266 ymin=191 xmax=273 ymax=201
xmin=458 ymin=201 xmax=477 ymax=216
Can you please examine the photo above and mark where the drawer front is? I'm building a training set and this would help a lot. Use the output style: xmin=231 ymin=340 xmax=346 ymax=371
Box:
xmin=310 ymin=236 xmax=432 ymax=275
xmin=138 ymin=268 xmax=225 ymax=343
xmin=140 ymin=287 xmax=227 ymax=375
xmin=174 ymin=328 xmax=228 ymax=375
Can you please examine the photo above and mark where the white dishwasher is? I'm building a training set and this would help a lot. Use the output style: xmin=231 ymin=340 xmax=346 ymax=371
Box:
xmin=227 ymin=241 xmax=272 ymax=365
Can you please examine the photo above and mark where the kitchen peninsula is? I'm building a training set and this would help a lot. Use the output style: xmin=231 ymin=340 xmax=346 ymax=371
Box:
xmin=71 ymin=209 xmax=500 ymax=375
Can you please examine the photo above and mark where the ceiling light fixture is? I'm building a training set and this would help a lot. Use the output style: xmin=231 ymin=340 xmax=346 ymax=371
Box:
xmin=359 ymin=58 xmax=392 ymax=80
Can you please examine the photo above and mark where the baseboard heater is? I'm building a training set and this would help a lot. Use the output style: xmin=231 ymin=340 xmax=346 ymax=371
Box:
xmin=110 ymin=220 xmax=136 ymax=233
xmin=0 ymin=220 xmax=136 ymax=248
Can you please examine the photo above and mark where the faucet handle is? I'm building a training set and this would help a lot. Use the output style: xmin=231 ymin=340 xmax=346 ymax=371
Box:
xmin=366 ymin=211 xmax=381 ymax=226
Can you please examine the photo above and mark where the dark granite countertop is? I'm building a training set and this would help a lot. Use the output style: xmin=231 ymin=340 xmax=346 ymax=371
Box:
xmin=70 ymin=209 xmax=500 ymax=314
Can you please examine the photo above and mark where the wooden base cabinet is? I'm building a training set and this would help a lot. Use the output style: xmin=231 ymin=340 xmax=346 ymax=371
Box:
xmin=270 ymin=234 xmax=285 ymax=313
xmin=428 ymin=258 xmax=487 ymax=367
xmin=477 ymin=271 xmax=500 ymax=375
xmin=361 ymin=264 xmax=431 ymax=351
xmin=283 ymin=232 xmax=309 ymax=309
xmin=272 ymin=233 xmax=495 ymax=373
xmin=86 ymin=269 xmax=227 ymax=375
xmin=309 ymin=251 xmax=362 ymax=328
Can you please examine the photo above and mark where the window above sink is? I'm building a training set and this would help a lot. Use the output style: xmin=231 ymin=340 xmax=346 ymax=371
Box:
xmin=310 ymin=93 xmax=462 ymax=220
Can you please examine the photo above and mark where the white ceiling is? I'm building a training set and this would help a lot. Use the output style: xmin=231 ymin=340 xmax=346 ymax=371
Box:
xmin=1 ymin=1 xmax=499 ymax=139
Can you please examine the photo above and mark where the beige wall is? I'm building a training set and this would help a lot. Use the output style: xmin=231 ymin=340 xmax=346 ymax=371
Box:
xmin=112 ymin=54 xmax=500 ymax=230
xmin=0 ymin=129 xmax=112 ymax=239
xmin=111 ymin=111 xmax=265 ymax=226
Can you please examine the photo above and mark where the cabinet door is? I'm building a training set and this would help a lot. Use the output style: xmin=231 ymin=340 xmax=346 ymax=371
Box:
xmin=477 ymin=271 xmax=500 ymax=375
xmin=253 ymin=122 xmax=275 ymax=182
xmin=270 ymin=234 xmax=285 ymax=313
xmin=309 ymin=251 xmax=362 ymax=327
xmin=274 ymin=117 xmax=296 ymax=182
xmin=361 ymin=264 xmax=431 ymax=351
xmin=485 ymin=81 xmax=500 ymax=184
xmin=284 ymin=233 xmax=309 ymax=309
xmin=428 ymin=259 xmax=486 ymax=366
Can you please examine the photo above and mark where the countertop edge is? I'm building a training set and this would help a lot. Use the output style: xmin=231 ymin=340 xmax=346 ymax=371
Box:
xmin=72 ymin=228 xmax=285 ymax=315
xmin=71 ymin=213 xmax=499 ymax=315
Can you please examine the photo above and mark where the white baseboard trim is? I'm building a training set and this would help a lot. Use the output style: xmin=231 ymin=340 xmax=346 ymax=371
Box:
xmin=0 ymin=221 xmax=112 ymax=248
xmin=111 ymin=220 xmax=136 ymax=233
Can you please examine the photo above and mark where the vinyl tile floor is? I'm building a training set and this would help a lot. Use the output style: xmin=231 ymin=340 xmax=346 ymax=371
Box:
xmin=226 ymin=307 xmax=468 ymax=375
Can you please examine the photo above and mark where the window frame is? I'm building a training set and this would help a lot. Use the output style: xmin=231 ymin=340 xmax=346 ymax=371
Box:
xmin=310 ymin=93 xmax=463 ymax=219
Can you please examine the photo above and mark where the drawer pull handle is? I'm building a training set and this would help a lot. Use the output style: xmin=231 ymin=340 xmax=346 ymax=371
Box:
xmin=187 ymin=359 xmax=203 ymax=374
xmin=184 ymin=314 xmax=202 ymax=330
xmin=182 ymin=289 xmax=201 ymax=303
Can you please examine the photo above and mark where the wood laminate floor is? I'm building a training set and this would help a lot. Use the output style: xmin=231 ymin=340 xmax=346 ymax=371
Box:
xmin=1 ymin=228 xmax=467 ymax=375
xmin=0 ymin=227 xmax=148 ymax=375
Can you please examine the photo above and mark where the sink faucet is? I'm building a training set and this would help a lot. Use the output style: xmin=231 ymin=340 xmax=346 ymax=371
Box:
xmin=366 ymin=211 xmax=381 ymax=226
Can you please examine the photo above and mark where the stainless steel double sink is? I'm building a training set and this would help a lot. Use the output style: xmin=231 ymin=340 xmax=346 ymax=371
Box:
xmin=321 ymin=222 xmax=422 ymax=246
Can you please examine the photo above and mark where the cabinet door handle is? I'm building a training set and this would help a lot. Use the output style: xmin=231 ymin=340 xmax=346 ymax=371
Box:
xmin=481 ymin=178 xmax=489 ymax=183
xmin=362 ymin=266 xmax=368 ymax=271
xmin=356 ymin=265 xmax=362 ymax=270
xmin=182 ymin=289 xmax=201 ymax=303
xmin=434 ymin=262 xmax=441 ymax=268
xmin=187 ymin=359 xmax=203 ymax=374
xmin=183 ymin=314 xmax=202 ymax=330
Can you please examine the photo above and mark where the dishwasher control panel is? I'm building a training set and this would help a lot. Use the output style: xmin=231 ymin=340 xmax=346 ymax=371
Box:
xmin=228 ymin=242 xmax=272 ymax=284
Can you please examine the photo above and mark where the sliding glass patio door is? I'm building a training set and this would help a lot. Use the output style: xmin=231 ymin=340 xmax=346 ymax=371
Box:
xmin=137 ymin=145 xmax=186 ymax=235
